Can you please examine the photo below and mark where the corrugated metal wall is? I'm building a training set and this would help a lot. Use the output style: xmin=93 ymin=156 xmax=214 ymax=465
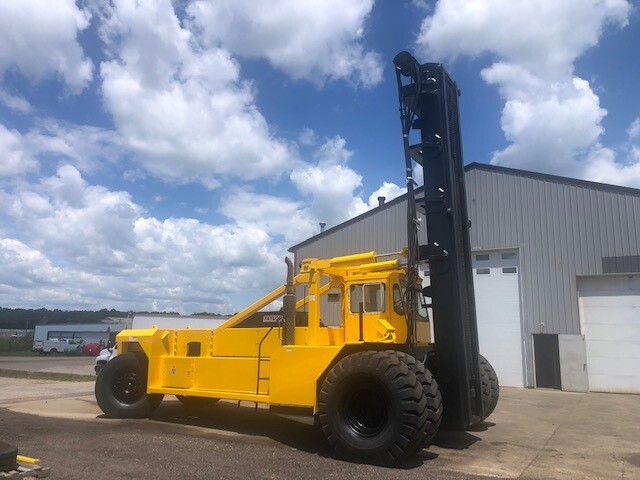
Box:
xmin=466 ymin=167 xmax=640 ymax=332
xmin=465 ymin=167 xmax=640 ymax=385
xmin=294 ymin=199 xmax=427 ymax=260
xmin=292 ymin=165 xmax=640 ymax=385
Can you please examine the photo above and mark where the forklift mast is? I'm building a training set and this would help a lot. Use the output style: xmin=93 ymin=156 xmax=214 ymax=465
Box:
xmin=393 ymin=52 xmax=483 ymax=428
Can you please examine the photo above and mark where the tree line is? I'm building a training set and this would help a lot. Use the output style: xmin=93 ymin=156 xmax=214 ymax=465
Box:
xmin=0 ymin=307 xmax=130 ymax=329
xmin=0 ymin=307 xmax=225 ymax=329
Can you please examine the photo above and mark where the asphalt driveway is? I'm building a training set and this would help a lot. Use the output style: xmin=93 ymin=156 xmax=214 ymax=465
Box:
xmin=0 ymin=377 xmax=638 ymax=480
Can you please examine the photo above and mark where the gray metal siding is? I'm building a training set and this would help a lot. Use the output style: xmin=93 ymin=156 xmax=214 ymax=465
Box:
xmin=295 ymin=200 xmax=427 ymax=262
xmin=292 ymin=167 xmax=640 ymax=386
xmin=465 ymin=169 xmax=640 ymax=385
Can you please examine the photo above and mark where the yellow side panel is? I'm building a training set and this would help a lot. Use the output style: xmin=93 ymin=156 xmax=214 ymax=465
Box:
xmin=269 ymin=345 xmax=343 ymax=408
xmin=293 ymin=327 xmax=345 ymax=346
xmin=213 ymin=328 xmax=281 ymax=357
xmin=193 ymin=357 xmax=259 ymax=394
xmin=157 ymin=357 xmax=260 ymax=394
xmin=162 ymin=357 xmax=194 ymax=388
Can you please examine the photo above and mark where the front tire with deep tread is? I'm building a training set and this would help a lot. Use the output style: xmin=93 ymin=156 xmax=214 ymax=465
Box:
xmin=392 ymin=351 xmax=442 ymax=451
xmin=95 ymin=352 xmax=163 ymax=418
xmin=317 ymin=350 xmax=429 ymax=466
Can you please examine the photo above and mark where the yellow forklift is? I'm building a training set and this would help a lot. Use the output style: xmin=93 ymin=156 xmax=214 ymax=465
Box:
xmin=95 ymin=52 xmax=499 ymax=466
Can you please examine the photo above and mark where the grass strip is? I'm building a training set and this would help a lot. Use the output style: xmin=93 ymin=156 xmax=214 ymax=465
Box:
xmin=0 ymin=368 xmax=95 ymax=382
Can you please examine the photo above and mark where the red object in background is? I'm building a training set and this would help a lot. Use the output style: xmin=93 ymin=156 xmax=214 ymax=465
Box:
xmin=83 ymin=343 xmax=102 ymax=356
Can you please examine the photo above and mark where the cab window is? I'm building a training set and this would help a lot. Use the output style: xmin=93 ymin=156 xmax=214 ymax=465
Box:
xmin=393 ymin=284 xmax=404 ymax=315
xmin=392 ymin=283 xmax=429 ymax=320
xmin=349 ymin=283 xmax=386 ymax=313
xmin=416 ymin=291 xmax=429 ymax=321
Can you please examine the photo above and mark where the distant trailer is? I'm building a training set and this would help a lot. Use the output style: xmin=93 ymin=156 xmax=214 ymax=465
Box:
xmin=33 ymin=321 xmax=129 ymax=345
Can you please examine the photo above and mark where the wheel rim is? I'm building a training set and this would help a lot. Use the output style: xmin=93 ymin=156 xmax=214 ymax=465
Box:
xmin=342 ymin=377 xmax=389 ymax=438
xmin=112 ymin=371 xmax=144 ymax=404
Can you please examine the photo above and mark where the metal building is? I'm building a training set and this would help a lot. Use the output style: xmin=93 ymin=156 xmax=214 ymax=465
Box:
xmin=33 ymin=314 xmax=230 ymax=345
xmin=33 ymin=318 xmax=131 ymax=345
xmin=289 ymin=163 xmax=640 ymax=393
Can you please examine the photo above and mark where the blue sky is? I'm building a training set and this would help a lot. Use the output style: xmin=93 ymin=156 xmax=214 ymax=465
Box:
xmin=0 ymin=0 xmax=639 ymax=314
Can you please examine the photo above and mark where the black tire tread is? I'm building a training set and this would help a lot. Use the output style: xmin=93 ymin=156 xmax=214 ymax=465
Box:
xmin=391 ymin=351 xmax=442 ymax=452
xmin=317 ymin=350 xmax=429 ymax=466
xmin=95 ymin=352 xmax=163 ymax=418
xmin=479 ymin=354 xmax=499 ymax=420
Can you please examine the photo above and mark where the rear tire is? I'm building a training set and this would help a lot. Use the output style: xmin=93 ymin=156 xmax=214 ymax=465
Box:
xmin=317 ymin=350 xmax=429 ymax=466
xmin=479 ymin=355 xmax=499 ymax=420
xmin=95 ymin=352 xmax=163 ymax=418
xmin=424 ymin=348 xmax=500 ymax=424
xmin=49 ymin=348 xmax=58 ymax=355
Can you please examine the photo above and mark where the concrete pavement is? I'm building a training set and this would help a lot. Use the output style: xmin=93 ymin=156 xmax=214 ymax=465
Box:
xmin=0 ymin=355 xmax=96 ymax=376
xmin=1 ymin=377 xmax=638 ymax=479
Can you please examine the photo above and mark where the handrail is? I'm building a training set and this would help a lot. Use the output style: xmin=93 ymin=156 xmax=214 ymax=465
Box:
xmin=255 ymin=325 xmax=276 ymax=394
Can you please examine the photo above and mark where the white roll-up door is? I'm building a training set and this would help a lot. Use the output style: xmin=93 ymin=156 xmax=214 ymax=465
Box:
xmin=578 ymin=274 xmax=640 ymax=393
xmin=472 ymin=249 xmax=524 ymax=387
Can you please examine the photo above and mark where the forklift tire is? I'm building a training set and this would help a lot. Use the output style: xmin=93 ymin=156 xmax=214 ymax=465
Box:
xmin=95 ymin=352 xmax=163 ymax=418
xmin=176 ymin=395 xmax=219 ymax=410
xmin=392 ymin=351 xmax=442 ymax=451
xmin=479 ymin=355 xmax=499 ymax=420
xmin=424 ymin=348 xmax=500 ymax=423
xmin=317 ymin=350 xmax=429 ymax=466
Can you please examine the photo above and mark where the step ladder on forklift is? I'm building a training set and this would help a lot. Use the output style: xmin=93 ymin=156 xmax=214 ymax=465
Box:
xmin=255 ymin=324 xmax=277 ymax=396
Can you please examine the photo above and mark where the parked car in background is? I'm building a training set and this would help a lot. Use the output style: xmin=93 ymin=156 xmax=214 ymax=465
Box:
xmin=95 ymin=345 xmax=117 ymax=374
xmin=82 ymin=343 xmax=103 ymax=356
xmin=32 ymin=338 xmax=84 ymax=355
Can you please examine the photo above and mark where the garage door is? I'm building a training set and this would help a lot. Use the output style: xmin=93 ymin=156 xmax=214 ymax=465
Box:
xmin=578 ymin=275 xmax=640 ymax=393
xmin=472 ymin=250 xmax=524 ymax=387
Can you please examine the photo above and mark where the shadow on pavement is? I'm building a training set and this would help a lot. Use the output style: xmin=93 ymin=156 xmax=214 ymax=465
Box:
xmin=150 ymin=400 xmax=328 ymax=454
xmin=141 ymin=398 xmax=494 ymax=467
xmin=432 ymin=429 xmax=482 ymax=450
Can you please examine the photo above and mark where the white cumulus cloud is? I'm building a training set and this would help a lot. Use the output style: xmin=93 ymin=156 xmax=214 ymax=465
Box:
xmin=628 ymin=118 xmax=640 ymax=140
xmin=368 ymin=182 xmax=406 ymax=208
xmin=582 ymin=145 xmax=640 ymax=187
xmin=0 ymin=120 xmax=122 ymax=179
xmin=417 ymin=0 xmax=630 ymax=78
xmin=219 ymin=189 xmax=317 ymax=244
xmin=0 ymin=165 xmax=288 ymax=312
xmin=0 ymin=0 xmax=93 ymax=93
xmin=98 ymin=0 xmax=294 ymax=188
xmin=0 ymin=89 xmax=32 ymax=114
xmin=291 ymin=136 xmax=369 ymax=227
xmin=0 ymin=125 xmax=38 ymax=178
xmin=187 ymin=0 xmax=382 ymax=87
xmin=417 ymin=0 xmax=635 ymax=186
